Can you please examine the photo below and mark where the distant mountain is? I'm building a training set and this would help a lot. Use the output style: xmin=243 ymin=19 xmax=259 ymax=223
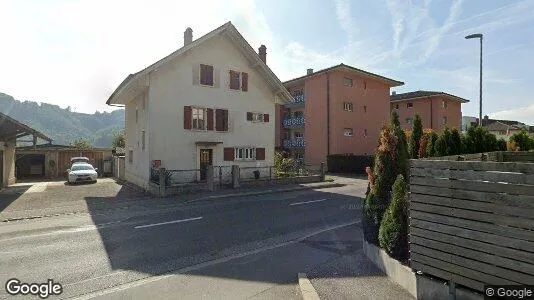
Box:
xmin=0 ymin=92 xmax=124 ymax=147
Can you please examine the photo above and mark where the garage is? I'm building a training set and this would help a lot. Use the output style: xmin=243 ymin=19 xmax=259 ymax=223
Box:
xmin=16 ymin=154 xmax=46 ymax=179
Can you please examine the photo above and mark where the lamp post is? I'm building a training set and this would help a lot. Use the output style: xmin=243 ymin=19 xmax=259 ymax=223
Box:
xmin=465 ymin=33 xmax=483 ymax=126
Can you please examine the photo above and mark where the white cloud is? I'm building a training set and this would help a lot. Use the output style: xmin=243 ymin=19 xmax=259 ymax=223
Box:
xmin=491 ymin=105 xmax=534 ymax=125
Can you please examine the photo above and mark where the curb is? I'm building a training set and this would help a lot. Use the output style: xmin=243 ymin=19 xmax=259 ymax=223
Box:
xmin=298 ymin=273 xmax=320 ymax=300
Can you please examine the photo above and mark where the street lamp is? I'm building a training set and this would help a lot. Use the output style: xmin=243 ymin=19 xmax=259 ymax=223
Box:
xmin=465 ymin=33 xmax=483 ymax=126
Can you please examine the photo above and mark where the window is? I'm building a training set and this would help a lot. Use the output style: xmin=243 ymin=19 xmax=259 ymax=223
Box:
xmin=363 ymin=105 xmax=367 ymax=113
xmin=247 ymin=112 xmax=268 ymax=123
xmin=294 ymin=132 xmax=304 ymax=138
xmin=407 ymin=102 xmax=413 ymax=108
xmin=406 ymin=118 xmax=413 ymax=125
xmin=364 ymin=81 xmax=367 ymax=90
xmin=128 ymin=150 xmax=133 ymax=164
xmin=253 ymin=113 xmax=264 ymax=122
xmin=395 ymin=104 xmax=399 ymax=109
xmin=343 ymin=77 xmax=353 ymax=87
xmin=442 ymin=116 xmax=448 ymax=125
xmin=343 ymin=102 xmax=353 ymax=111
xmin=229 ymin=70 xmax=241 ymax=90
xmin=293 ymin=111 xmax=304 ymax=118
xmin=283 ymin=131 xmax=291 ymax=139
xmin=192 ymin=107 xmax=207 ymax=130
xmin=344 ymin=128 xmax=354 ymax=136
xmin=200 ymin=64 xmax=214 ymax=86
xmin=141 ymin=130 xmax=145 ymax=151
xmin=364 ymin=129 xmax=368 ymax=137
xmin=295 ymin=152 xmax=304 ymax=160
xmin=135 ymin=109 xmax=138 ymax=124
xmin=442 ymin=100 xmax=447 ymax=108
xmin=235 ymin=147 xmax=256 ymax=160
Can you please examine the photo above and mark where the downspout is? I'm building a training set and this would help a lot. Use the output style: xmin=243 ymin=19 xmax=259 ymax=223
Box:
xmin=326 ymin=72 xmax=330 ymax=156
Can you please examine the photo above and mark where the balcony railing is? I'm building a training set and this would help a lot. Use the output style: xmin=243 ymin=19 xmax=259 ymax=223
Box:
xmin=283 ymin=138 xmax=305 ymax=148
xmin=285 ymin=94 xmax=305 ymax=107
xmin=283 ymin=116 xmax=305 ymax=128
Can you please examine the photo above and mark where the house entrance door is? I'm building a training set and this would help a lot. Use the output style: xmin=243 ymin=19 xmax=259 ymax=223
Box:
xmin=199 ymin=149 xmax=213 ymax=181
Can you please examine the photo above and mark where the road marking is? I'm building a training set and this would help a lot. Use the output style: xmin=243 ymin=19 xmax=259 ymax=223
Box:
xmin=298 ymin=273 xmax=320 ymax=300
xmin=289 ymin=198 xmax=327 ymax=206
xmin=134 ymin=217 xmax=203 ymax=229
xmin=73 ymin=220 xmax=360 ymax=300
xmin=25 ymin=183 xmax=47 ymax=193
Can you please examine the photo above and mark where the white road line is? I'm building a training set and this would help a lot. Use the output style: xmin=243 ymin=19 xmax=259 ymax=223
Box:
xmin=134 ymin=217 xmax=203 ymax=229
xmin=289 ymin=198 xmax=327 ymax=206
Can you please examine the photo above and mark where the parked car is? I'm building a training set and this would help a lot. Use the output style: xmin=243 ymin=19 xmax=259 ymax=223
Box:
xmin=70 ymin=157 xmax=90 ymax=165
xmin=66 ymin=163 xmax=98 ymax=184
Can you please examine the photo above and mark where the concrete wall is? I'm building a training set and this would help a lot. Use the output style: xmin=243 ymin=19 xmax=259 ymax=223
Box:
xmin=125 ymin=91 xmax=149 ymax=188
xmin=2 ymin=140 xmax=16 ymax=186
xmin=147 ymin=34 xmax=277 ymax=173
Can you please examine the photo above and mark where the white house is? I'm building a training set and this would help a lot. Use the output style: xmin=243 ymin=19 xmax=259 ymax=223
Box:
xmin=106 ymin=22 xmax=292 ymax=189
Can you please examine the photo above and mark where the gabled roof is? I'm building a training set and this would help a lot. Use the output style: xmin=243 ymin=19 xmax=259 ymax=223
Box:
xmin=0 ymin=111 xmax=51 ymax=142
xmin=390 ymin=90 xmax=469 ymax=103
xmin=107 ymin=22 xmax=292 ymax=106
xmin=283 ymin=63 xmax=404 ymax=87
xmin=485 ymin=121 xmax=521 ymax=131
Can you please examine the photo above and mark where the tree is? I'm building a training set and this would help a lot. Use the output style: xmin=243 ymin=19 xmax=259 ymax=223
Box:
xmin=450 ymin=128 xmax=462 ymax=155
xmin=379 ymin=174 xmax=409 ymax=260
xmin=409 ymin=114 xmax=423 ymax=159
xmin=112 ymin=131 xmax=125 ymax=148
xmin=70 ymin=138 xmax=92 ymax=149
xmin=510 ymin=129 xmax=532 ymax=151
xmin=391 ymin=111 xmax=409 ymax=179
xmin=426 ymin=132 xmax=439 ymax=157
xmin=496 ymin=138 xmax=507 ymax=151
xmin=434 ymin=134 xmax=447 ymax=157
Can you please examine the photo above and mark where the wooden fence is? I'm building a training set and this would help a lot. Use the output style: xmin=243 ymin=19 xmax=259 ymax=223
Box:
xmin=424 ymin=151 xmax=534 ymax=162
xmin=409 ymin=159 xmax=534 ymax=292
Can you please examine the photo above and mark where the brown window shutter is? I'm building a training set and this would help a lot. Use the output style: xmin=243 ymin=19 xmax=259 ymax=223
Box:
xmin=207 ymin=108 xmax=214 ymax=130
xmin=246 ymin=112 xmax=253 ymax=121
xmin=263 ymin=114 xmax=269 ymax=122
xmin=207 ymin=65 xmax=214 ymax=86
xmin=215 ymin=109 xmax=223 ymax=131
xmin=223 ymin=110 xmax=229 ymax=131
xmin=224 ymin=147 xmax=234 ymax=161
xmin=256 ymin=148 xmax=265 ymax=160
xmin=241 ymin=72 xmax=248 ymax=91
xmin=184 ymin=106 xmax=192 ymax=129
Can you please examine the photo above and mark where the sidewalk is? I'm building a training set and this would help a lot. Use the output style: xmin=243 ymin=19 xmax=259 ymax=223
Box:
xmin=0 ymin=180 xmax=349 ymax=222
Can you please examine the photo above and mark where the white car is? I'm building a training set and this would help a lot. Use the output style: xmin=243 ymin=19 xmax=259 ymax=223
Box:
xmin=67 ymin=163 xmax=98 ymax=184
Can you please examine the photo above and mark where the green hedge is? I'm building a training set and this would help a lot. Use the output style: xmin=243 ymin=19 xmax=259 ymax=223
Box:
xmin=327 ymin=154 xmax=374 ymax=174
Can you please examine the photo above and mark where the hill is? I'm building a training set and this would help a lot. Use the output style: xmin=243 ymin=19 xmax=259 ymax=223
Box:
xmin=0 ymin=92 xmax=124 ymax=147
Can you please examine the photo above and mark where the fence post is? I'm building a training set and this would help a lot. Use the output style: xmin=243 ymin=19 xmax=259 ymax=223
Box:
xmin=481 ymin=153 xmax=488 ymax=161
xmin=219 ymin=167 xmax=222 ymax=187
xmin=159 ymin=167 xmax=166 ymax=197
xmin=207 ymin=166 xmax=214 ymax=191
xmin=269 ymin=166 xmax=272 ymax=181
xmin=232 ymin=165 xmax=240 ymax=188
xmin=320 ymin=162 xmax=325 ymax=181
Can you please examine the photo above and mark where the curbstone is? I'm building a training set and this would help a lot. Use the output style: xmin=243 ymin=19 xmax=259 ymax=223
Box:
xmin=298 ymin=273 xmax=320 ymax=300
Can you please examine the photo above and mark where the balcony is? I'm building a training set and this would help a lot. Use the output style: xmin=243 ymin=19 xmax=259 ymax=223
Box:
xmin=284 ymin=94 xmax=305 ymax=108
xmin=283 ymin=116 xmax=305 ymax=128
xmin=283 ymin=138 xmax=305 ymax=148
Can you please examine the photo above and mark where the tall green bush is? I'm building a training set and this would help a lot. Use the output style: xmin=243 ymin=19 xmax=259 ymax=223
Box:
xmin=435 ymin=127 xmax=451 ymax=156
xmin=391 ymin=111 xmax=409 ymax=179
xmin=418 ymin=131 xmax=432 ymax=158
xmin=496 ymin=138 xmax=507 ymax=151
xmin=379 ymin=174 xmax=409 ymax=260
xmin=426 ymin=132 xmax=439 ymax=157
xmin=510 ymin=129 xmax=532 ymax=151
xmin=450 ymin=128 xmax=462 ymax=155
xmin=409 ymin=115 xmax=423 ymax=159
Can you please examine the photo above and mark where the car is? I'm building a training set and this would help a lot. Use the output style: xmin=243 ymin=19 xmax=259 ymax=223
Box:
xmin=70 ymin=157 xmax=90 ymax=165
xmin=66 ymin=163 xmax=98 ymax=184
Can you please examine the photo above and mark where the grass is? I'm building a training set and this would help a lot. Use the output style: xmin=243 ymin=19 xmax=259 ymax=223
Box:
xmin=324 ymin=176 xmax=334 ymax=182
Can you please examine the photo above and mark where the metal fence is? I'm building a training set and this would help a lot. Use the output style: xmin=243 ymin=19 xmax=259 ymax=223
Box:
xmin=214 ymin=165 xmax=233 ymax=186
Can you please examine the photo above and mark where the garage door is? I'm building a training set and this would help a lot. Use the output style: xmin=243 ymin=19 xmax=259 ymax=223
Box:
xmin=16 ymin=154 xmax=45 ymax=178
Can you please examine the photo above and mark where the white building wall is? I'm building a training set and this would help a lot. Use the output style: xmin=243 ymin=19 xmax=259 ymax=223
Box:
xmin=125 ymin=91 xmax=150 ymax=188
xmin=147 ymin=35 xmax=276 ymax=175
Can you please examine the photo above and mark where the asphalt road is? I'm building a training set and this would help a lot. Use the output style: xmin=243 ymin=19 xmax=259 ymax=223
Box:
xmin=0 ymin=184 xmax=412 ymax=299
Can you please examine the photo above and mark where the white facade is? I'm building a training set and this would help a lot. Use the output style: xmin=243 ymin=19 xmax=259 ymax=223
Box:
xmin=111 ymin=23 xmax=290 ymax=189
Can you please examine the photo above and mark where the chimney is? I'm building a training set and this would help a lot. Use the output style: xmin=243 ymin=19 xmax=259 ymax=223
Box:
xmin=258 ymin=45 xmax=267 ymax=64
xmin=184 ymin=27 xmax=193 ymax=46
xmin=307 ymin=68 xmax=313 ymax=75
xmin=392 ymin=91 xmax=397 ymax=95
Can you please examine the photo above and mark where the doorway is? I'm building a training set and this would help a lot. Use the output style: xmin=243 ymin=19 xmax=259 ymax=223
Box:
xmin=199 ymin=149 xmax=213 ymax=181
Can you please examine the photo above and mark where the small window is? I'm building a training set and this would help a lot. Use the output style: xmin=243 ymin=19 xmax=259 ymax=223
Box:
xmin=295 ymin=153 xmax=304 ymax=160
xmin=229 ymin=70 xmax=241 ymax=90
xmin=442 ymin=100 xmax=447 ymax=108
xmin=141 ymin=131 xmax=145 ymax=151
xmin=344 ymin=128 xmax=354 ymax=136
xmin=343 ymin=102 xmax=353 ymax=111
xmin=192 ymin=107 xmax=207 ymax=130
xmin=234 ymin=147 xmax=256 ymax=160
xmin=293 ymin=111 xmax=304 ymax=118
xmin=128 ymin=150 xmax=133 ymax=164
xmin=407 ymin=102 xmax=413 ymax=108
xmin=343 ymin=77 xmax=353 ymax=87
xmin=283 ymin=131 xmax=291 ymax=139
xmin=364 ymin=81 xmax=367 ymax=90
xmin=442 ymin=116 xmax=448 ymax=125
xmin=364 ymin=129 xmax=368 ymax=137
xmin=252 ymin=113 xmax=264 ymax=122
xmin=200 ymin=64 xmax=214 ymax=86
xmin=295 ymin=132 xmax=304 ymax=138
xmin=406 ymin=118 xmax=413 ymax=125
xmin=395 ymin=104 xmax=399 ymax=110
xmin=135 ymin=109 xmax=138 ymax=124
xmin=363 ymin=105 xmax=367 ymax=113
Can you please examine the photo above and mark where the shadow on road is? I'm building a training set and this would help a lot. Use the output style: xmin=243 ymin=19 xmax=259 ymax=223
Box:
xmin=83 ymin=185 xmax=375 ymax=285
xmin=0 ymin=184 xmax=31 ymax=213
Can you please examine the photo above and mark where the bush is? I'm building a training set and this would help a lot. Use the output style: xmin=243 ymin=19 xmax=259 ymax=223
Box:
xmin=274 ymin=151 xmax=295 ymax=177
xmin=426 ymin=131 xmax=439 ymax=157
xmin=391 ymin=111 xmax=409 ymax=179
xmin=510 ymin=129 xmax=532 ymax=151
xmin=434 ymin=127 xmax=451 ymax=157
xmin=409 ymin=115 xmax=423 ymax=159
xmin=418 ymin=131 xmax=432 ymax=158
xmin=450 ymin=128 xmax=462 ymax=155
xmin=327 ymin=154 xmax=374 ymax=174
xmin=496 ymin=138 xmax=507 ymax=151
xmin=379 ymin=174 xmax=409 ymax=260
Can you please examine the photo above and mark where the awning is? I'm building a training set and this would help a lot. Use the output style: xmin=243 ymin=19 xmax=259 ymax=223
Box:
xmin=0 ymin=111 xmax=52 ymax=143
xmin=195 ymin=141 xmax=223 ymax=146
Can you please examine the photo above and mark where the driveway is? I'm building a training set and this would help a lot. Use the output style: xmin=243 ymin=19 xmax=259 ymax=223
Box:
xmin=0 ymin=178 xmax=149 ymax=221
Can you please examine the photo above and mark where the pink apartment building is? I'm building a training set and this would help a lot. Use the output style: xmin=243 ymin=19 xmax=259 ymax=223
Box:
xmin=390 ymin=91 xmax=469 ymax=132
xmin=276 ymin=64 xmax=403 ymax=166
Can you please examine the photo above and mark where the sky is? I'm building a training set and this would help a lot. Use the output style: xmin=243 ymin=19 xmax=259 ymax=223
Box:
xmin=1 ymin=0 xmax=533 ymax=124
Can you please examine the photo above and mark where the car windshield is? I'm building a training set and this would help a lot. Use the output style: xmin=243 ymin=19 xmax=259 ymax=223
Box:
xmin=71 ymin=164 xmax=94 ymax=171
